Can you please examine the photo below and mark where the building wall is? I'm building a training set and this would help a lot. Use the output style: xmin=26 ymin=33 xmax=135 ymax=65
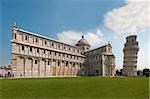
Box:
xmin=84 ymin=44 xmax=115 ymax=76
xmin=103 ymin=55 xmax=115 ymax=76
xmin=0 ymin=64 xmax=12 ymax=77
xmin=11 ymin=26 xmax=84 ymax=78
xmin=11 ymin=26 xmax=115 ymax=78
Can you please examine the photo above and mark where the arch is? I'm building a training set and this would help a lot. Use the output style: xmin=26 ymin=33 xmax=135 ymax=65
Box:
xmin=52 ymin=59 xmax=56 ymax=76
xmin=57 ymin=61 xmax=61 ymax=76
xmin=64 ymin=61 xmax=69 ymax=76
xmin=60 ymin=61 xmax=65 ymax=76
xmin=69 ymin=62 xmax=72 ymax=75
xmin=46 ymin=59 xmax=51 ymax=77
xmin=32 ymin=58 xmax=40 ymax=77
xmin=39 ymin=58 xmax=46 ymax=77
xmin=17 ymin=56 xmax=25 ymax=77
xmin=25 ymin=57 xmax=33 ymax=77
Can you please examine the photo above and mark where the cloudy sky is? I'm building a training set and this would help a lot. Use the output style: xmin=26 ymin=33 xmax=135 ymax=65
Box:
xmin=0 ymin=0 xmax=149 ymax=70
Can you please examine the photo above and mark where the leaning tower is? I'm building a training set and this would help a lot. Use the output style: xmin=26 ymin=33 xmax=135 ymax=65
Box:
xmin=123 ymin=35 xmax=139 ymax=76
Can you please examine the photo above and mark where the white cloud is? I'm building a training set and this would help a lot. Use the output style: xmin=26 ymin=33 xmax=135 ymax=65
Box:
xmin=57 ymin=29 xmax=105 ymax=48
xmin=57 ymin=31 xmax=82 ymax=45
xmin=104 ymin=0 xmax=150 ymax=36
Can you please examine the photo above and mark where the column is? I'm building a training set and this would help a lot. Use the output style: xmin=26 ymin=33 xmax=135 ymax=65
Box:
xmin=59 ymin=61 xmax=62 ymax=76
xmin=46 ymin=59 xmax=51 ymax=77
xmin=101 ymin=54 xmax=105 ymax=76
xmin=32 ymin=58 xmax=39 ymax=77
xmin=25 ymin=57 xmax=32 ymax=77
xmin=69 ymin=62 xmax=72 ymax=76
xmin=52 ymin=60 xmax=56 ymax=76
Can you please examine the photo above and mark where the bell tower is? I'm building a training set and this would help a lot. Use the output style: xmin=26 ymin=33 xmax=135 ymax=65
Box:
xmin=123 ymin=35 xmax=139 ymax=76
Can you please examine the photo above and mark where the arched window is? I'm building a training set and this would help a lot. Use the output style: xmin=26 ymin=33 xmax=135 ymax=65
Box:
xmin=37 ymin=48 xmax=39 ymax=53
xmin=30 ymin=47 xmax=32 ymax=52
xmin=22 ymin=46 xmax=24 ymax=50
xmin=58 ymin=61 xmax=60 ymax=66
xmin=14 ymin=34 xmax=17 ymax=39
xmin=35 ymin=60 xmax=37 ymax=64
xmin=25 ymin=35 xmax=28 ymax=40
xmin=48 ymin=61 xmax=50 ymax=65
xmin=66 ymin=62 xmax=68 ymax=67
xmin=35 ymin=38 xmax=38 ymax=43
xmin=52 ymin=42 xmax=54 ymax=46
xmin=73 ymin=63 xmax=75 ymax=67
xmin=45 ymin=41 xmax=47 ymax=45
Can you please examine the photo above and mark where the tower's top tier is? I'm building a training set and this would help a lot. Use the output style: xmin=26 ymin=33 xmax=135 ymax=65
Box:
xmin=126 ymin=35 xmax=137 ymax=42
xmin=123 ymin=35 xmax=139 ymax=52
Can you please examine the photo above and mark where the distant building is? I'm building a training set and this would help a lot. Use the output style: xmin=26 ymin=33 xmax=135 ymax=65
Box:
xmin=11 ymin=24 xmax=115 ymax=78
xmin=123 ymin=35 xmax=139 ymax=76
xmin=0 ymin=64 xmax=12 ymax=77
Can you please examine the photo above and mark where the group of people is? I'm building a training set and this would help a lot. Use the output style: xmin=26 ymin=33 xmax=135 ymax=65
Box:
xmin=0 ymin=72 xmax=14 ymax=78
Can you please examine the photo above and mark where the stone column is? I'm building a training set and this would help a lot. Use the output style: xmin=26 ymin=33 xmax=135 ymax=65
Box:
xmin=39 ymin=59 xmax=45 ymax=77
xmin=64 ymin=61 xmax=68 ymax=76
xmin=101 ymin=54 xmax=105 ymax=76
xmin=33 ymin=58 xmax=39 ymax=77
xmin=52 ymin=60 xmax=56 ymax=76
xmin=69 ymin=62 xmax=72 ymax=76
xmin=75 ymin=63 xmax=78 ymax=76
xmin=46 ymin=59 xmax=51 ymax=77
xmin=60 ymin=61 xmax=64 ymax=76
xmin=68 ymin=62 xmax=72 ymax=76
xmin=11 ymin=58 xmax=17 ymax=77
xmin=31 ymin=58 xmax=33 ymax=77
xmin=16 ymin=57 xmax=25 ymax=78
xmin=38 ymin=59 xmax=40 ymax=77
xmin=56 ymin=60 xmax=61 ymax=76
xmin=72 ymin=63 xmax=76 ymax=76
xmin=44 ymin=59 xmax=46 ymax=77
xmin=22 ymin=57 xmax=25 ymax=77
xmin=50 ymin=59 xmax=53 ymax=76
xmin=67 ymin=62 xmax=70 ymax=76
xmin=25 ymin=57 xmax=32 ymax=77
xmin=71 ymin=62 xmax=74 ymax=76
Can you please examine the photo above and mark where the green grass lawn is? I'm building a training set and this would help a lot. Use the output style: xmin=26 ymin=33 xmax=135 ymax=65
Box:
xmin=0 ymin=77 xmax=149 ymax=99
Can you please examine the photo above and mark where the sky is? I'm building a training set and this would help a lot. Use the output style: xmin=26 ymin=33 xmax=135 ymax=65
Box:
xmin=0 ymin=0 xmax=149 ymax=70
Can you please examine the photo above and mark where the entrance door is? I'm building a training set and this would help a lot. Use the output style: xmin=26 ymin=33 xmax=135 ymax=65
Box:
xmin=96 ymin=70 xmax=99 ymax=76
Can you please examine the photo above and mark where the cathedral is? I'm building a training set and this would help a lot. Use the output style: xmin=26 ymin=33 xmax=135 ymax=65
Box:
xmin=11 ymin=24 xmax=115 ymax=78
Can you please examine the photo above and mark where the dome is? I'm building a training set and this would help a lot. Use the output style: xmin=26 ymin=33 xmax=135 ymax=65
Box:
xmin=76 ymin=35 xmax=90 ymax=47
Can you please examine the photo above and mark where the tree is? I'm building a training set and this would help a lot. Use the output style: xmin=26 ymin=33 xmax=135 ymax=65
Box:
xmin=120 ymin=69 xmax=123 ymax=76
xmin=143 ymin=68 xmax=150 ymax=77
xmin=116 ymin=70 xmax=119 ymax=75
xmin=115 ymin=69 xmax=123 ymax=76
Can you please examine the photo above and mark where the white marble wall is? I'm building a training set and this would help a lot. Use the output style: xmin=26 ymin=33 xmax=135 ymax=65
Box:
xmin=11 ymin=26 xmax=84 ymax=78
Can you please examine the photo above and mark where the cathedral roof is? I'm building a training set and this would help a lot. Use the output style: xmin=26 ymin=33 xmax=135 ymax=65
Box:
xmin=76 ymin=35 xmax=90 ymax=47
